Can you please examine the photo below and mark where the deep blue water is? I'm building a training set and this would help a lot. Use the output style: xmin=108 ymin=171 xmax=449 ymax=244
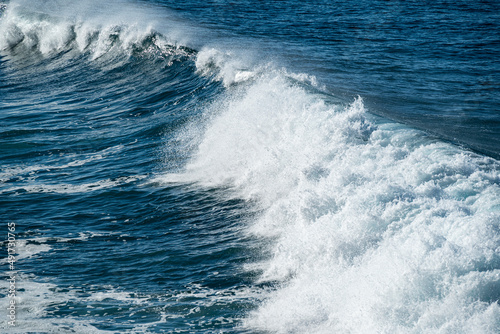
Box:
xmin=0 ymin=0 xmax=499 ymax=333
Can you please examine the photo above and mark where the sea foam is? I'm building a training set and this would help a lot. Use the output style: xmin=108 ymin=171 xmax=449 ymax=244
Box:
xmin=167 ymin=60 xmax=500 ymax=333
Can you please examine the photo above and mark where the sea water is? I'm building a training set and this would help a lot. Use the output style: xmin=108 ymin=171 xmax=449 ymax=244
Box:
xmin=0 ymin=0 xmax=499 ymax=333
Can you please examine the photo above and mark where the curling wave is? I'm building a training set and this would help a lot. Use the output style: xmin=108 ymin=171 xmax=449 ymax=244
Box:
xmin=0 ymin=0 xmax=193 ymax=61
xmin=162 ymin=59 xmax=500 ymax=333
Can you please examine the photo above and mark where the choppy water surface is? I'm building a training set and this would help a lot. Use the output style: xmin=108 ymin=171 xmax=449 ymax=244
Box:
xmin=0 ymin=0 xmax=499 ymax=333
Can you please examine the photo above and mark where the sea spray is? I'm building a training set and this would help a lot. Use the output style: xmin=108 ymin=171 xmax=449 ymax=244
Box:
xmin=166 ymin=62 xmax=500 ymax=333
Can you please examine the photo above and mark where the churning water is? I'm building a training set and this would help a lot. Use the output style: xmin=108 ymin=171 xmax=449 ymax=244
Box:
xmin=1 ymin=0 xmax=499 ymax=332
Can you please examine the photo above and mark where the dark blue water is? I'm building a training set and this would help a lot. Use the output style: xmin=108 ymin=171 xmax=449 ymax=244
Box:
xmin=1 ymin=0 xmax=499 ymax=333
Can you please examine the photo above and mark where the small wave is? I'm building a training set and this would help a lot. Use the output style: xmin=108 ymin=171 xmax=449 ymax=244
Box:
xmin=194 ymin=47 xmax=324 ymax=90
xmin=1 ymin=175 xmax=147 ymax=194
xmin=195 ymin=48 xmax=258 ymax=87
xmin=0 ymin=0 xmax=194 ymax=61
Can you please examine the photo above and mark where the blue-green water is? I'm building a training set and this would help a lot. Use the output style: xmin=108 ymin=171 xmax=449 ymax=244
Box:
xmin=1 ymin=0 xmax=499 ymax=332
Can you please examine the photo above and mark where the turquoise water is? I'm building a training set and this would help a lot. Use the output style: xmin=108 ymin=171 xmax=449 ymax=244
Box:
xmin=0 ymin=0 xmax=499 ymax=332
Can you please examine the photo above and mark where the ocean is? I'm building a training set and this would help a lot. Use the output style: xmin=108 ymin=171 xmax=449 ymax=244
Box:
xmin=0 ymin=0 xmax=499 ymax=332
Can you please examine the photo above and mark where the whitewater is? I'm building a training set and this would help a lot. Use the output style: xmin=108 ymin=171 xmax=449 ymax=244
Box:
xmin=0 ymin=0 xmax=499 ymax=333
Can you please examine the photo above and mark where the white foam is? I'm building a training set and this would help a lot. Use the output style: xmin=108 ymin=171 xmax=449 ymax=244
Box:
xmin=162 ymin=70 xmax=500 ymax=333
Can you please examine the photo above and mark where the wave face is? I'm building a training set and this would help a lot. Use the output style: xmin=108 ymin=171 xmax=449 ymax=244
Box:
xmin=1 ymin=0 xmax=499 ymax=333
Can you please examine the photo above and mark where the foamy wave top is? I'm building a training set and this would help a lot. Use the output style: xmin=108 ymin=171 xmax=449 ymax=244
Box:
xmin=160 ymin=69 xmax=500 ymax=333
xmin=0 ymin=0 xmax=192 ymax=60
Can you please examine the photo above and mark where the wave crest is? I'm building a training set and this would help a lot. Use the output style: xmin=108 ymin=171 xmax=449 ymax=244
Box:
xmin=0 ymin=0 xmax=193 ymax=61
xmin=159 ymin=66 xmax=500 ymax=333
